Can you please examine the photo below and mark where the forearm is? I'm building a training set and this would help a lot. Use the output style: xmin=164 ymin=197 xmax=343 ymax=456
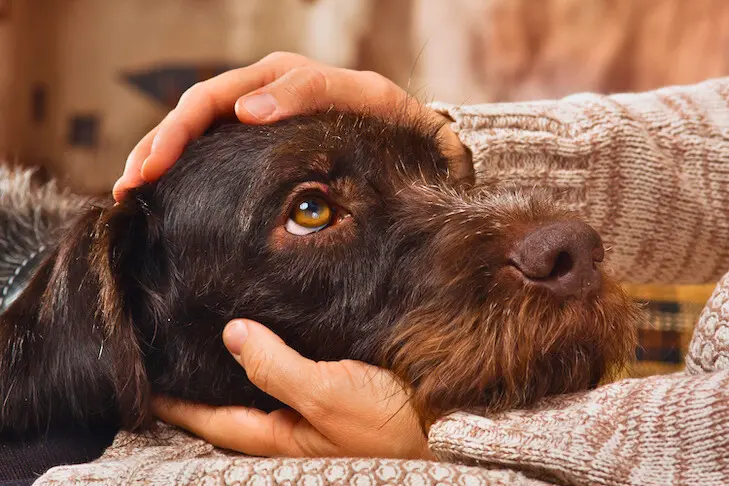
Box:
xmin=432 ymin=78 xmax=729 ymax=285
xmin=429 ymin=369 xmax=729 ymax=486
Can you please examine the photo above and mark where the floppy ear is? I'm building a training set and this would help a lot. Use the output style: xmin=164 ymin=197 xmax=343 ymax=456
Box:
xmin=0 ymin=188 xmax=163 ymax=436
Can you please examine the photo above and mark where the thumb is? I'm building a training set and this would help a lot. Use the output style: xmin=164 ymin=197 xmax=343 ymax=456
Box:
xmin=234 ymin=65 xmax=401 ymax=124
xmin=223 ymin=319 xmax=322 ymax=414
xmin=234 ymin=66 xmax=335 ymax=124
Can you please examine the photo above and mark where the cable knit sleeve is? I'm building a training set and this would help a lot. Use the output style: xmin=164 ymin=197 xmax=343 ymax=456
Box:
xmin=431 ymin=78 xmax=729 ymax=285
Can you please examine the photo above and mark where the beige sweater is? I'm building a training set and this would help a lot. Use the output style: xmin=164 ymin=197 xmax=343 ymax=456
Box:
xmin=37 ymin=79 xmax=729 ymax=485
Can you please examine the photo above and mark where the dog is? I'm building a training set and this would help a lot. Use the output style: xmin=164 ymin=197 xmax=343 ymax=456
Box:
xmin=0 ymin=112 xmax=642 ymax=443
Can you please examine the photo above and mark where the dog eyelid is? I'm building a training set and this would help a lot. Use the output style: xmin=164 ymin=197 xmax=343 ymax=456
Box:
xmin=284 ymin=219 xmax=328 ymax=235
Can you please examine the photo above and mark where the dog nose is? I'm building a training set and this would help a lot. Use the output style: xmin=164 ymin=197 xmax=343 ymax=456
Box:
xmin=508 ymin=221 xmax=604 ymax=300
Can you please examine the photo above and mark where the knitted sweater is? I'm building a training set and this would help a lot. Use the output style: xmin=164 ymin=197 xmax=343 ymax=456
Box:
xmin=35 ymin=79 xmax=729 ymax=485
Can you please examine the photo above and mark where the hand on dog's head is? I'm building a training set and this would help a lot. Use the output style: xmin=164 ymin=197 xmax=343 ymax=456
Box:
xmin=0 ymin=112 xmax=642 ymax=436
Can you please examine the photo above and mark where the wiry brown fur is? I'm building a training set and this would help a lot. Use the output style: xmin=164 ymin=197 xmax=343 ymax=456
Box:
xmin=0 ymin=112 xmax=643 ymax=441
xmin=381 ymin=186 xmax=640 ymax=424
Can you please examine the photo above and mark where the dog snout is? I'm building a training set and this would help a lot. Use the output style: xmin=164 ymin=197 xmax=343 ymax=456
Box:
xmin=507 ymin=220 xmax=604 ymax=300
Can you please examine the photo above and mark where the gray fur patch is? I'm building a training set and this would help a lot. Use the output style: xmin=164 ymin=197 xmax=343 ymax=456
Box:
xmin=0 ymin=164 xmax=88 ymax=310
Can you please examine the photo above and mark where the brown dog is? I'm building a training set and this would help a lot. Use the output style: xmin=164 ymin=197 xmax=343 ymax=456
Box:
xmin=0 ymin=112 xmax=642 ymax=441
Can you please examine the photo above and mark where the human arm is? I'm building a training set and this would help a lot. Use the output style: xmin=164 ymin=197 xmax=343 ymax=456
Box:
xmin=428 ymin=369 xmax=729 ymax=486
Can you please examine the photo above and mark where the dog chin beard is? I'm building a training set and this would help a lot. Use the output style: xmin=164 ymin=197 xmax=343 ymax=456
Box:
xmin=381 ymin=275 xmax=640 ymax=426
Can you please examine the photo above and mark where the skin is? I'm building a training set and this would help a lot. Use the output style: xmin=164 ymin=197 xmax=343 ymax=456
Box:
xmin=120 ymin=52 xmax=471 ymax=459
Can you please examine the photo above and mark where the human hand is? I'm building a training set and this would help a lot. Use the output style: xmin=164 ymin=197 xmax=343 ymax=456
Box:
xmin=114 ymin=52 xmax=471 ymax=201
xmin=152 ymin=319 xmax=432 ymax=459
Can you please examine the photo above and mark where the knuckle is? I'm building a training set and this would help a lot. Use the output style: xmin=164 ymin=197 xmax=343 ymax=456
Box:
xmin=359 ymin=70 xmax=390 ymax=90
xmin=262 ymin=51 xmax=299 ymax=65
xmin=268 ymin=412 xmax=293 ymax=455
xmin=246 ymin=349 xmax=273 ymax=392
xmin=177 ymin=81 xmax=205 ymax=106
xmin=290 ymin=66 xmax=328 ymax=99
xmin=359 ymin=70 xmax=403 ymax=103
xmin=359 ymin=70 xmax=384 ymax=82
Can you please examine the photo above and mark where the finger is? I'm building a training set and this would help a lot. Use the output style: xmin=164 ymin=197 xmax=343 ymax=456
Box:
xmin=140 ymin=53 xmax=313 ymax=182
xmin=113 ymin=124 xmax=161 ymax=201
xmin=152 ymin=396 xmax=335 ymax=457
xmin=234 ymin=66 xmax=407 ymax=125
xmin=152 ymin=396 xmax=288 ymax=456
xmin=223 ymin=320 xmax=324 ymax=415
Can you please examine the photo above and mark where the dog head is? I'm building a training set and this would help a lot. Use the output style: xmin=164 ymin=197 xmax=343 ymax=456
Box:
xmin=0 ymin=112 xmax=641 ymax=435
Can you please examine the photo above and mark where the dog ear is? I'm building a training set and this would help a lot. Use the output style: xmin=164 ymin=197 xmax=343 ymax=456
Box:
xmin=0 ymin=188 xmax=163 ymax=436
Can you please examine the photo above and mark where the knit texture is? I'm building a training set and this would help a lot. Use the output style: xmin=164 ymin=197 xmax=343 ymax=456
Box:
xmin=33 ymin=424 xmax=545 ymax=486
xmin=429 ymin=363 xmax=729 ymax=486
xmin=686 ymin=271 xmax=729 ymax=374
xmin=37 ymin=79 xmax=729 ymax=485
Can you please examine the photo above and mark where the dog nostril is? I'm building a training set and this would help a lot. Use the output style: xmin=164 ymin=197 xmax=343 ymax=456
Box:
xmin=508 ymin=221 xmax=604 ymax=300
xmin=549 ymin=251 xmax=574 ymax=279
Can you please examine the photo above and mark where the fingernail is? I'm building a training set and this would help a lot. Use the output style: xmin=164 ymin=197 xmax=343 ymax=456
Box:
xmin=112 ymin=179 xmax=123 ymax=198
xmin=241 ymin=94 xmax=277 ymax=120
xmin=112 ymin=179 xmax=129 ymax=202
xmin=223 ymin=320 xmax=249 ymax=356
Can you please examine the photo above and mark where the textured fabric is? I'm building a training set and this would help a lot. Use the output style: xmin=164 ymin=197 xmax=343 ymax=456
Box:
xmin=34 ymin=424 xmax=546 ymax=486
xmin=624 ymin=283 xmax=714 ymax=377
xmin=37 ymin=78 xmax=729 ymax=484
xmin=686 ymin=271 xmax=729 ymax=374
xmin=429 ymin=369 xmax=729 ymax=485
xmin=630 ymin=295 xmax=706 ymax=376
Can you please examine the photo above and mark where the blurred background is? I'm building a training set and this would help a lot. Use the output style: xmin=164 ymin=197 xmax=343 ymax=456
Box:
xmin=1 ymin=0 xmax=727 ymax=375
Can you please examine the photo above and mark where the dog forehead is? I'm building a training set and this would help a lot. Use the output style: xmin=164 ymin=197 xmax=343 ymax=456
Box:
xmin=157 ymin=113 xmax=449 ymax=227
xmin=264 ymin=114 xmax=448 ymax=181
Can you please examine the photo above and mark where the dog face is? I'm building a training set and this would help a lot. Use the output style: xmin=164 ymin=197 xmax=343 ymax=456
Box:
xmin=0 ymin=113 xmax=641 ymax=435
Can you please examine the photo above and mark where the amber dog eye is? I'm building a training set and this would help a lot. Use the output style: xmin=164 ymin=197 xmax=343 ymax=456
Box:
xmin=285 ymin=195 xmax=334 ymax=235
